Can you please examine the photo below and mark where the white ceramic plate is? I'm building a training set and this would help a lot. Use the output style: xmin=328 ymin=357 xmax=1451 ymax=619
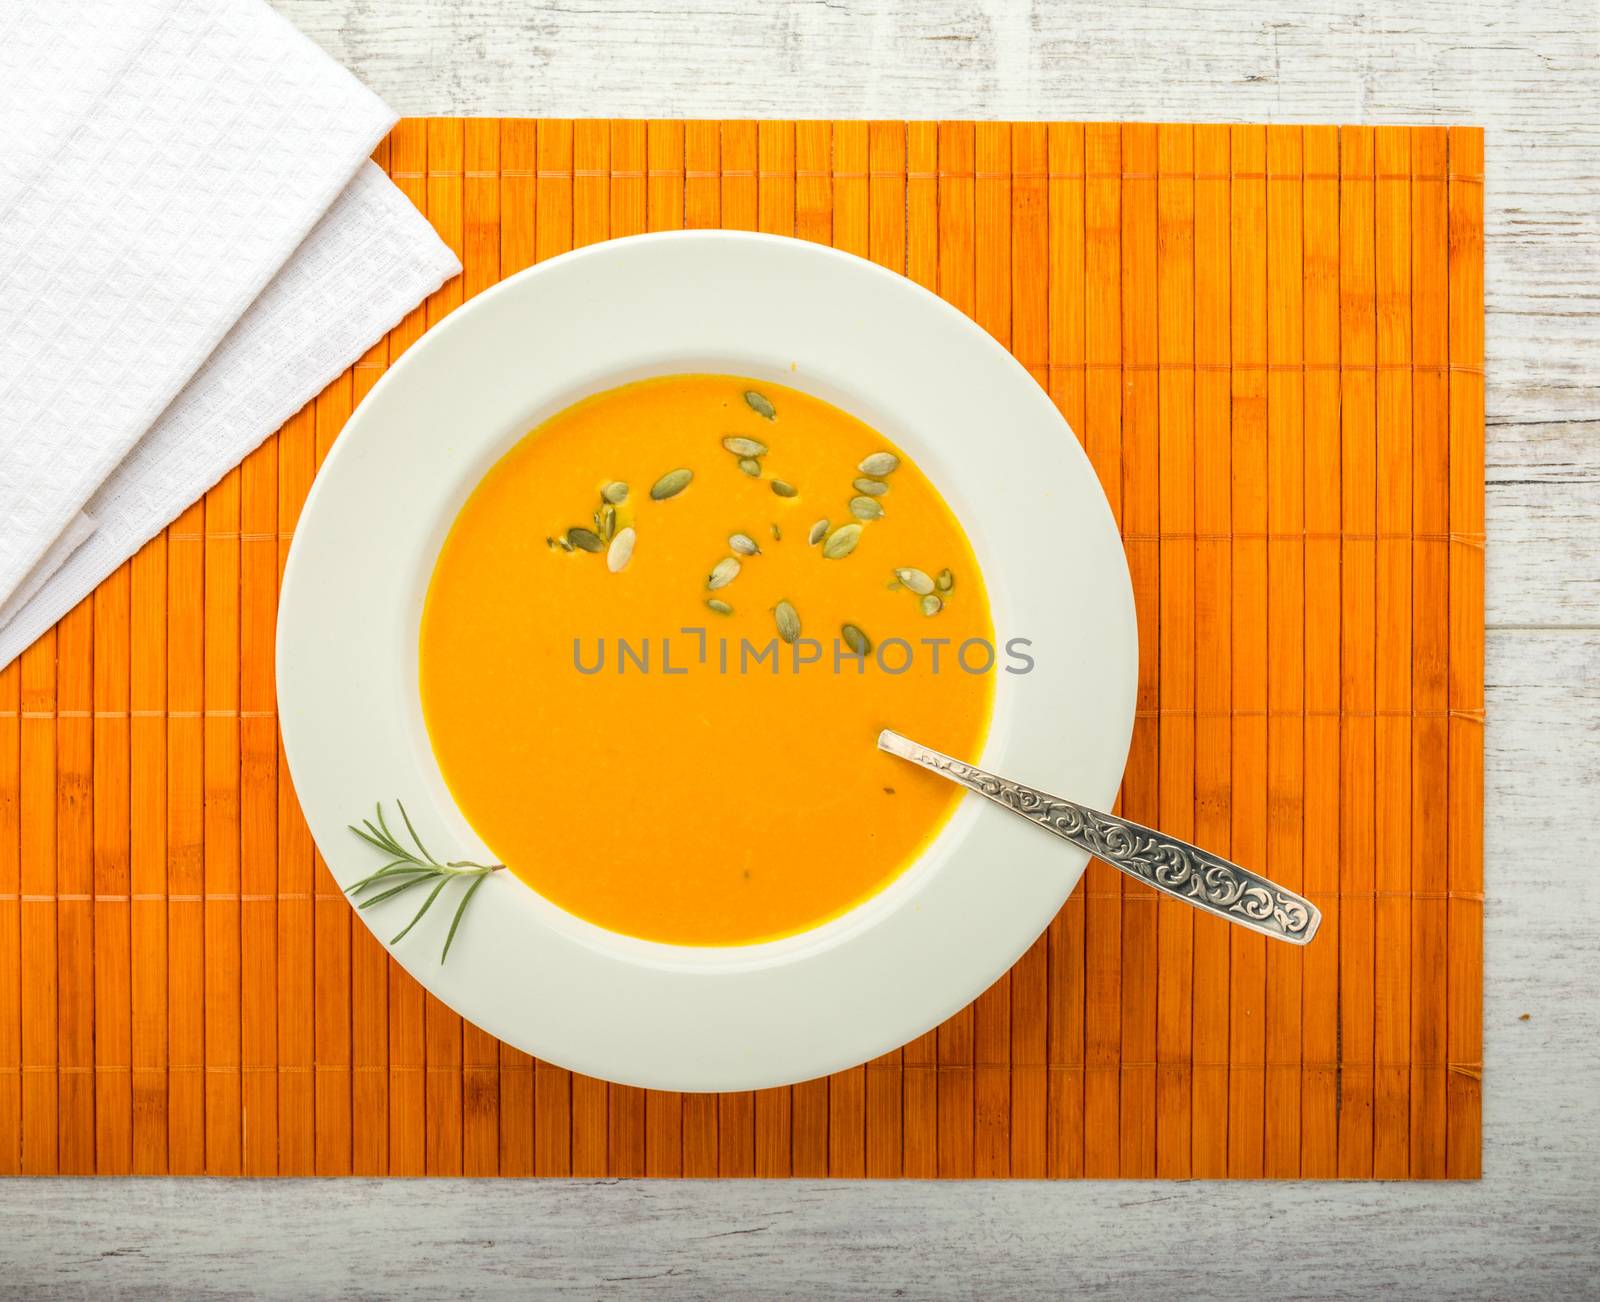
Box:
xmin=277 ymin=231 xmax=1136 ymax=1092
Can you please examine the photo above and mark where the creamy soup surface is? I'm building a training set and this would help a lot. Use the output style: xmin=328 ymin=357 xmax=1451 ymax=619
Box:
xmin=420 ymin=374 xmax=994 ymax=945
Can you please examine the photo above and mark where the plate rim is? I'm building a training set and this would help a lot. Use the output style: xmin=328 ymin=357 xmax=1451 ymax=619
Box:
xmin=277 ymin=228 xmax=1138 ymax=1091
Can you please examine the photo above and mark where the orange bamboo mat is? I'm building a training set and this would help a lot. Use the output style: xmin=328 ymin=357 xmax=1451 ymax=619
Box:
xmin=0 ymin=120 xmax=1483 ymax=1179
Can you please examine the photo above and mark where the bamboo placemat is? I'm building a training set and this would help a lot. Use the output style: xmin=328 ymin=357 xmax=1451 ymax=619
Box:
xmin=0 ymin=120 xmax=1484 ymax=1179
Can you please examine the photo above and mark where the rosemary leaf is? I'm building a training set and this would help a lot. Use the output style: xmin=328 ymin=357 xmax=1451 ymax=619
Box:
xmin=396 ymin=799 xmax=441 ymax=866
xmin=442 ymin=873 xmax=491 ymax=962
xmin=359 ymin=874 xmax=441 ymax=910
xmin=347 ymin=801 xmax=506 ymax=963
xmin=390 ymin=875 xmax=451 ymax=946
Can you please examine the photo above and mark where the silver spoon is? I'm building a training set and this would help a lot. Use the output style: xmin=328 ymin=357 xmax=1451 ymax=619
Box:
xmin=879 ymin=729 xmax=1320 ymax=945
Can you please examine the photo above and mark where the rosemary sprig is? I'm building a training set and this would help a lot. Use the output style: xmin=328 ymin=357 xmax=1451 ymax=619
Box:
xmin=346 ymin=801 xmax=504 ymax=963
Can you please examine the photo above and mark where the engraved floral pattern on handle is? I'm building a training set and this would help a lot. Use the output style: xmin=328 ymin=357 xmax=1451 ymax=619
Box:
xmin=878 ymin=730 xmax=1320 ymax=945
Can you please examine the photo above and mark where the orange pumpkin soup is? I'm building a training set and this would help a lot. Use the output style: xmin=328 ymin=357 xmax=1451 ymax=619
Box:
xmin=419 ymin=374 xmax=994 ymax=945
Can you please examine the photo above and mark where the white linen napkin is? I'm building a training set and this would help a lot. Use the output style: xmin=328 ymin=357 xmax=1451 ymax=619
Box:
xmin=0 ymin=0 xmax=460 ymax=665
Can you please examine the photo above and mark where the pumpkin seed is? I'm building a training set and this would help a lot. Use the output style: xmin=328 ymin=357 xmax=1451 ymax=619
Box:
xmin=822 ymin=523 xmax=863 ymax=559
xmin=774 ymin=600 xmax=801 ymax=644
xmin=601 ymin=503 xmax=617 ymax=540
xmin=885 ymin=579 xmax=901 ymax=591
xmin=722 ymin=435 xmax=768 ymax=458
xmin=936 ymin=568 xmax=954 ymax=592
xmin=744 ymin=390 xmax=777 ymax=420
xmin=895 ymin=567 xmax=934 ymax=595
xmin=555 ymin=535 xmax=575 ymax=552
xmin=737 ymin=458 xmax=762 ymax=477
xmin=920 ymin=593 xmax=943 ymax=617
xmin=853 ymin=477 xmax=889 ymax=497
xmin=706 ymin=598 xmax=734 ymax=615
xmin=849 ymin=495 xmax=884 ymax=521
xmin=771 ymin=479 xmax=799 ymax=498
xmin=841 ymin=623 xmax=872 ymax=656
xmin=771 ymin=523 xmax=782 ymax=541
xmin=650 ymin=468 xmax=694 ymax=500
xmin=602 ymin=481 xmax=629 ymax=504
xmin=606 ymin=526 xmax=635 ymax=572
xmin=707 ymin=556 xmax=741 ymax=590
xmin=859 ymin=451 xmax=899 ymax=476
xmin=567 ymin=527 xmax=604 ymax=553
xmin=592 ymin=509 xmax=603 ymax=532
xmin=807 ymin=518 xmax=829 ymax=545
xmin=729 ymin=532 xmax=761 ymax=556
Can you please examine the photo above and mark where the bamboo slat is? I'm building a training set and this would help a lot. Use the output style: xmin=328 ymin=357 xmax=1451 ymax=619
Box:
xmin=1 ymin=121 xmax=1483 ymax=1180
xmin=1045 ymin=121 xmax=1087 ymax=1180
xmin=1155 ymin=121 xmax=1195 ymax=1179
xmin=419 ymin=117 xmax=467 ymax=1179
xmin=57 ymin=599 xmax=93 ymax=1175
xmin=1409 ymin=126 xmax=1451 ymax=1180
xmin=1374 ymin=124 xmax=1414 ymax=1179
xmin=128 ymin=533 xmax=167 ymax=1174
xmin=240 ymin=429 xmax=279 ymax=1177
xmin=494 ymin=117 xmax=539 ymax=1180
xmin=973 ymin=119 xmax=1012 ymax=1179
xmin=1190 ymin=121 xmax=1232 ymax=1180
xmin=1228 ymin=124 xmax=1269 ymax=1178
xmin=92 ymin=563 xmax=131 ymax=1173
xmin=1119 ymin=120 xmax=1159 ymax=1181
xmin=460 ymin=117 xmax=503 ymax=1180
xmin=1339 ymin=125 xmax=1378 ymax=1179
xmin=901 ymin=118 xmax=940 ymax=1182
xmin=1264 ymin=124 xmax=1305 ymax=1177
xmin=1082 ymin=119 xmax=1123 ymax=1181
xmin=1300 ymin=124 xmax=1341 ymax=1179
xmin=862 ymin=118 xmax=907 ymax=1182
xmin=1008 ymin=120 xmax=1049 ymax=1182
xmin=378 ymin=118 xmax=431 ymax=1177
xmin=1445 ymin=126 xmax=1485 ymax=1181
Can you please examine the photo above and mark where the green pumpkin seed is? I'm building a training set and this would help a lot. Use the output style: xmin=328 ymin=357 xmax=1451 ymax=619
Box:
xmin=859 ymin=451 xmax=899 ymax=476
xmin=707 ymin=556 xmax=741 ymax=590
xmin=729 ymin=532 xmax=761 ymax=556
xmin=936 ymin=568 xmax=955 ymax=592
xmin=774 ymin=599 xmax=801 ymax=644
xmin=602 ymin=481 xmax=629 ymax=504
xmin=849 ymin=496 xmax=884 ymax=521
xmin=601 ymin=503 xmax=617 ymax=540
xmin=706 ymin=598 xmax=734 ymax=615
xmin=738 ymin=457 xmax=762 ymax=477
xmin=606 ymin=526 xmax=635 ymax=573
xmin=895 ymin=567 xmax=934 ymax=595
xmin=853 ymin=477 xmax=889 ymax=497
xmin=567 ymin=527 xmax=604 ymax=553
xmin=722 ymin=435 xmax=768 ymax=458
xmin=555 ymin=535 xmax=575 ymax=552
xmin=771 ymin=523 xmax=782 ymax=541
xmin=650 ymin=468 xmax=694 ymax=500
xmin=920 ymin=593 xmax=943 ymax=617
xmin=744 ymin=390 xmax=777 ymax=420
xmin=771 ymin=480 xmax=799 ymax=498
xmin=807 ymin=518 xmax=829 ymax=545
xmin=822 ymin=523 xmax=863 ymax=559
xmin=841 ymin=623 xmax=871 ymax=656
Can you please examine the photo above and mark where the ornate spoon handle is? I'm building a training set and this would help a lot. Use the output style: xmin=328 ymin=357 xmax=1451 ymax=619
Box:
xmin=879 ymin=729 xmax=1321 ymax=945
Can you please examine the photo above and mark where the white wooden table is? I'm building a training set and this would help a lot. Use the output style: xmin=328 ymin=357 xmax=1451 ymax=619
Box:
xmin=12 ymin=1 xmax=1597 ymax=1295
